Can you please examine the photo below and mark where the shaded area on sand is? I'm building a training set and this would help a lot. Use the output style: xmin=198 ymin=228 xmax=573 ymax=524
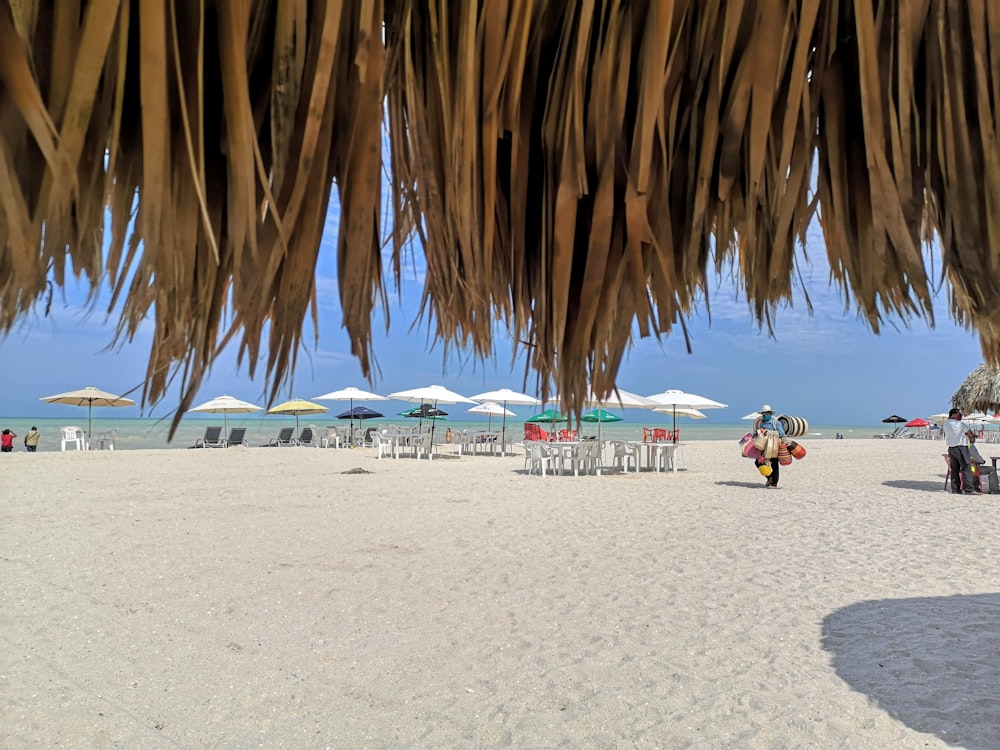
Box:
xmin=823 ymin=594 xmax=1000 ymax=750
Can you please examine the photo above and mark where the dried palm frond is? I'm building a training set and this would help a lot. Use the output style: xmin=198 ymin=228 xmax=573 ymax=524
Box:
xmin=2 ymin=1 xmax=999 ymax=430
xmin=951 ymin=363 xmax=1000 ymax=414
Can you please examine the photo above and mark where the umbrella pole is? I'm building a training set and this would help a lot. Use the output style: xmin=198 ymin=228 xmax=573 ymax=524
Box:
xmin=501 ymin=401 xmax=508 ymax=457
xmin=88 ymin=401 xmax=93 ymax=451
xmin=428 ymin=400 xmax=436 ymax=459
xmin=350 ymin=398 xmax=354 ymax=446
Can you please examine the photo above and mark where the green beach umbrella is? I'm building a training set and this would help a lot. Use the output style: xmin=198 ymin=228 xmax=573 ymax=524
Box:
xmin=580 ymin=408 xmax=623 ymax=423
xmin=526 ymin=408 xmax=565 ymax=424
xmin=581 ymin=408 xmax=623 ymax=444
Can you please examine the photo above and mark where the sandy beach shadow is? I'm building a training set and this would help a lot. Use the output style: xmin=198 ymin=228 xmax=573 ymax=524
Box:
xmin=715 ymin=479 xmax=773 ymax=488
xmin=882 ymin=479 xmax=951 ymax=492
xmin=822 ymin=594 xmax=1000 ymax=749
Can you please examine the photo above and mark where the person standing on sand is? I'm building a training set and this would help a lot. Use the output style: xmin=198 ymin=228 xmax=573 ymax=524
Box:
xmin=1 ymin=428 xmax=17 ymax=453
xmin=944 ymin=408 xmax=977 ymax=494
xmin=24 ymin=426 xmax=40 ymax=452
xmin=754 ymin=405 xmax=785 ymax=489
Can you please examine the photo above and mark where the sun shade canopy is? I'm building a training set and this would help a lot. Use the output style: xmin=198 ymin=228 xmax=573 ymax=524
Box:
xmin=5 ymin=2 xmax=1000 ymax=433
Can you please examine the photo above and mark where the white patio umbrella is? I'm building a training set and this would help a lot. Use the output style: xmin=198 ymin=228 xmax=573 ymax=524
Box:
xmin=314 ymin=386 xmax=388 ymax=440
xmin=388 ymin=385 xmax=476 ymax=456
xmin=645 ymin=389 xmax=728 ymax=438
xmin=741 ymin=411 xmax=762 ymax=420
xmin=40 ymin=385 xmax=136 ymax=445
xmin=469 ymin=388 xmax=541 ymax=456
xmin=583 ymin=388 xmax=658 ymax=444
xmin=467 ymin=401 xmax=515 ymax=431
xmin=188 ymin=394 xmax=262 ymax=433
xmin=654 ymin=407 xmax=707 ymax=419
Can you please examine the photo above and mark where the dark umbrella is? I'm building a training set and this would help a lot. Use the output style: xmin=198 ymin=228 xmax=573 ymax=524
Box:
xmin=401 ymin=404 xmax=448 ymax=428
xmin=402 ymin=404 xmax=449 ymax=419
xmin=882 ymin=415 xmax=908 ymax=425
xmin=337 ymin=406 xmax=385 ymax=420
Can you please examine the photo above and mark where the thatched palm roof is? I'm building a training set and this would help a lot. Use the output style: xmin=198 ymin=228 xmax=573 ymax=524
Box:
xmin=2 ymin=2 xmax=999 ymax=429
xmin=951 ymin=363 xmax=1000 ymax=414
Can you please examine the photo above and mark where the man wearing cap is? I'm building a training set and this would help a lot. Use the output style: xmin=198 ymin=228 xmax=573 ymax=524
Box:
xmin=944 ymin=408 xmax=977 ymax=494
xmin=755 ymin=405 xmax=785 ymax=488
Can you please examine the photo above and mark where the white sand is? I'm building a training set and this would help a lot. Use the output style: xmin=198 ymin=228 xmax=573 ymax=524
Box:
xmin=2 ymin=439 xmax=998 ymax=748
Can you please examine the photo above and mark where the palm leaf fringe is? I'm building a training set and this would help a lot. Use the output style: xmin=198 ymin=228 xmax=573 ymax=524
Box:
xmin=1 ymin=0 xmax=998 ymax=429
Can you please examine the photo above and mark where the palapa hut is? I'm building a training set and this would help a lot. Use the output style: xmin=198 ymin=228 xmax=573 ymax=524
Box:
xmin=2 ymin=2 xmax=999 ymax=434
xmin=952 ymin=364 xmax=1000 ymax=415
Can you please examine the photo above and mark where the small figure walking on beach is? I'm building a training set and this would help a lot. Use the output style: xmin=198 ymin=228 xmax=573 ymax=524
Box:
xmin=754 ymin=405 xmax=785 ymax=488
xmin=24 ymin=426 xmax=40 ymax=452
xmin=1 ymin=428 xmax=17 ymax=453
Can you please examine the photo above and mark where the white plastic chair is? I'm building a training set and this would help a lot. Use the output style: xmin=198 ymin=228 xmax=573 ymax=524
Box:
xmin=610 ymin=440 xmax=639 ymax=473
xmin=321 ymin=426 xmax=341 ymax=449
xmin=526 ymin=441 xmax=554 ymax=476
xmin=371 ymin=431 xmax=392 ymax=459
xmin=60 ymin=426 xmax=85 ymax=451
xmin=94 ymin=429 xmax=117 ymax=451
xmin=409 ymin=432 xmax=433 ymax=460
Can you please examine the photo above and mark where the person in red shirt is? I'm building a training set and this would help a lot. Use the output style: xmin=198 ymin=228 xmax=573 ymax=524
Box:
xmin=1 ymin=428 xmax=17 ymax=452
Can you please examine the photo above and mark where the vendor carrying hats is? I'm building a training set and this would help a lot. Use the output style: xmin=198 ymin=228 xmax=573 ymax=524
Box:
xmin=754 ymin=405 xmax=785 ymax=488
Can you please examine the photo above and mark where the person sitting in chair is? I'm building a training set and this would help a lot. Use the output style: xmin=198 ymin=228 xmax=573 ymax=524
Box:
xmin=967 ymin=434 xmax=997 ymax=494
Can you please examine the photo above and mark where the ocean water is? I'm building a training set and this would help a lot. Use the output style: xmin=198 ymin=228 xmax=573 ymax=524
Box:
xmin=0 ymin=415 xmax=880 ymax=452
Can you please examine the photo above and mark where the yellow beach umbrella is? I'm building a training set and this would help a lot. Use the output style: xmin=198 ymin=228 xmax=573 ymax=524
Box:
xmin=266 ymin=398 xmax=328 ymax=433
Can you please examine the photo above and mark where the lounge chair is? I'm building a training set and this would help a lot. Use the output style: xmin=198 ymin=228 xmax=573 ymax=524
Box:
xmin=192 ymin=425 xmax=225 ymax=448
xmin=225 ymin=427 xmax=248 ymax=447
xmin=297 ymin=425 xmax=319 ymax=447
xmin=268 ymin=427 xmax=297 ymax=446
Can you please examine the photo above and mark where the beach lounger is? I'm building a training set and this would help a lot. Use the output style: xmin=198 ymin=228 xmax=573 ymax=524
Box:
xmin=225 ymin=427 xmax=248 ymax=447
xmin=192 ymin=425 xmax=225 ymax=448
xmin=268 ymin=427 xmax=297 ymax=446
xmin=296 ymin=425 xmax=319 ymax=447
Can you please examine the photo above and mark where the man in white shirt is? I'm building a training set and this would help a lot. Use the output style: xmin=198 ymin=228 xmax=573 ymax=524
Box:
xmin=943 ymin=408 xmax=977 ymax=494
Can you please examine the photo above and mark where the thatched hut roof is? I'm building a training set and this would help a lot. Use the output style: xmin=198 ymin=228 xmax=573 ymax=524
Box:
xmin=2 ymin=2 xmax=999 ymax=429
xmin=951 ymin=364 xmax=1000 ymax=414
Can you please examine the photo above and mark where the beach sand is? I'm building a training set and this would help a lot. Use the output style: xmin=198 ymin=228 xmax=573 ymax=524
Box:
xmin=3 ymin=439 xmax=998 ymax=748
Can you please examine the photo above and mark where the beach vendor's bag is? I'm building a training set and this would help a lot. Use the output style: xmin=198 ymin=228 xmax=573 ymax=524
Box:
xmin=753 ymin=430 xmax=768 ymax=451
xmin=763 ymin=431 xmax=779 ymax=459
xmin=777 ymin=440 xmax=792 ymax=466
xmin=787 ymin=440 xmax=807 ymax=460
xmin=741 ymin=433 xmax=763 ymax=459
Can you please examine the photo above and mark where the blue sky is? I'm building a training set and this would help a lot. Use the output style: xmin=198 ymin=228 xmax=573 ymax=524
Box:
xmin=2 ymin=202 xmax=983 ymax=425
